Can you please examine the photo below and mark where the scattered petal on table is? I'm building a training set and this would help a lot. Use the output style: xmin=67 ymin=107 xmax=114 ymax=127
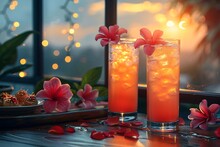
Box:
xmin=106 ymin=116 xmax=120 ymax=126
xmin=48 ymin=125 xmax=65 ymax=135
xmin=66 ymin=127 xmax=75 ymax=133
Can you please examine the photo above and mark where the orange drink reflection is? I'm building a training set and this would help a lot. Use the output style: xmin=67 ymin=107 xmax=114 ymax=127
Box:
xmin=108 ymin=38 xmax=139 ymax=120
xmin=147 ymin=39 xmax=180 ymax=132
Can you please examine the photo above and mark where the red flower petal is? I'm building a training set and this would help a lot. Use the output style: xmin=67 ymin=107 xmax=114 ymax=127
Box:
xmin=44 ymin=77 xmax=61 ymax=95
xmin=152 ymin=30 xmax=163 ymax=43
xmin=35 ymin=90 xmax=50 ymax=99
xmin=100 ymin=38 xmax=110 ymax=46
xmin=80 ymin=101 xmax=96 ymax=109
xmin=90 ymin=131 xmax=106 ymax=140
xmin=116 ymin=127 xmax=127 ymax=135
xmin=124 ymin=129 xmax=139 ymax=140
xmin=48 ymin=125 xmax=65 ymax=135
xmin=99 ymin=26 xmax=109 ymax=35
xmin=134 ymin=38 xmax=146 ymax=49
xmin=209 ymin=104 xmax=220 ymax=114
xmin=118 ymin=28 xmax=127 ymax=35
xmin=190 ymin=119 xmax=206 ymax=129
xmin=96 ymin=25 xmax=127 ymax=47
xmin=214 ymin=127 xmax=220 ymax=138
xmin=119 ymin=122 xmax=132 ymax=127
xmin=140 ymin=28 xmax=152 ymax=41
xmin=143 ymin=44 xmax=155 ymax=56
xmin=95 ymin=34 xmax=106 ymax=41
xmin=199 ymin=99 xmax=210 ymax=117
xmin=43 ymin=100 xmax=57 ymax=113
xmin=56 ymin=84 xmax=73 ymax=100
xmin=103 ymin=131 xmax=114 ymax=138
xmin=178 ymin=117 xmax=185 ymax=126
xmin=131 ymin=121 xmax=143 ymax=126
xmin=109 ymin=25 xmax=119 ymax=37
xmin=56 ymin=100 xmax=71 ymax=112
xmin=66 ymin=127 xmax=75 ymax=133
xmin=106 ymin=116 xmax=120 ymax=126
xmin=199 ymin=123 xmax=208 ymax=130
xmin=188 ymin=108 xmax=207 ymax=120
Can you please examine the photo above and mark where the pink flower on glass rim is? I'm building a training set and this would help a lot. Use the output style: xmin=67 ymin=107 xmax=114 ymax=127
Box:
xmin=36 ymin=77 xmax=73 ymax=113
xmin=134 ymin=28 xmax=165 ymax=56
xmin=76 ymin=84 xmax=99 ymax=109
xmin=188 ymin=99 xmax=220 ymax=130
xmin=95 ymin=24 xmax=127 ymax=46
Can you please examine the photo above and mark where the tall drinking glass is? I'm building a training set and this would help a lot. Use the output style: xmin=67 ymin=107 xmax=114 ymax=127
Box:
xmin=108 ymin=38 xmax=139 ymax=121
xmin=147 ymin=39 xmax=180 ymax=132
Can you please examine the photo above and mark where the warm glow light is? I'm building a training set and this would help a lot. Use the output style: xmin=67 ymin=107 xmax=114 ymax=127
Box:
xmin=72 ymin=13 xmax=79 ymax=18
xmin=11 ymin=0 xmax=18 ymax=6
xmin=68 ymin=35 xmax=73 ymax=41
xmin=13 ymin=21 xmax=20 ymax=27
xmin=179 ymin=21 xmax=186 ymax=30
xmin=9 ymin=5 xmax=15 ymax=10
xmin=118 ymin=1 xmax=162 ymax=14
xmin=166 ymin=20 xmax=175 ymax=28
xmin=75 ymin=42 xmax=81 ymax=48
xmin=19 ymin=71 xmax=27 ymax=78
xmin=65 ymin=56 xmax=72 ymax=63
xmin=20 ymin=58 xmax=26 ymax=65
xmin=73 ymin=0 xmax=79 ymax=4
xmin=61 ymin=29 xmax=67 ymax=34
xmin=53 ymin=50 xmax=60 ymax=56
xmin=42 ymin=40 xmax=49 ymax=47
xmin=168 ymin=9 xmax=178 ymax=17
xmin=155 ymin=13 xmax=167 ymax=23
xmin=73 ymin=23 xmax=80 ymax=29
xmin=52 ymin=63 xmax=58 ymax=70
xmin=69 ymin=28 xmax=75 ymax=34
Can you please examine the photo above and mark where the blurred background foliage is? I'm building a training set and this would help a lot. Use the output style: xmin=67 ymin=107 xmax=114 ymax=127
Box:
xmin=170 ymin=0 xmax=220 ymax=90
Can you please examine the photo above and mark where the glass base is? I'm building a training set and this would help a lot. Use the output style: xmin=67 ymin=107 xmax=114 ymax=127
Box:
xmin=108 ymin=112 xmax=137 ymax=122
xmin=147 ymin=120 xmax=179 ymax=132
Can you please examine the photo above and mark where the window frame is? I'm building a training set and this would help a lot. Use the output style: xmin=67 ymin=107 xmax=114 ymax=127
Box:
xmin=2 ymin=0 xmax=220 ymax=105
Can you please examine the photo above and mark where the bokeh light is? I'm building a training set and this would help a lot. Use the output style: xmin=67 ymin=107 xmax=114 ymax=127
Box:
xmin=19 ymin=71 xmax=27 ymax=78
xmin=75 ymin=42 xmax=81 ymax=48
xmin=52 ymin=63 xmax=59 ymax=70
xmin=53 ymin=50 xmax=60 ymax=56
xmin=42 ymin=40 xmax=49 ymax=47
xmin=65 ymin=56 xmax=72 ymax=63
xmin=20 ymin=58 xmax=27 ymax=65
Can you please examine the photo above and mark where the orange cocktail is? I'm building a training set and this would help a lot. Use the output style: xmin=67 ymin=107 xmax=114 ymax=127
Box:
xmin=108 ymin=38 xmax=138 ymax=120
xmin=147 ymin=39 xmax=180 ymax=132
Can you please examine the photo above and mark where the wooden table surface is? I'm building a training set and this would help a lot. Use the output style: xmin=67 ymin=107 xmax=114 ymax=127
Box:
xmin=0 ymin=113 xmax=219 ymax=147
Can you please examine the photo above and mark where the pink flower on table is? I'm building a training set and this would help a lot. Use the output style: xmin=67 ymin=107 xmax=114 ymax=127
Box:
xmin=76 ymin=84 xmax=99 ymax=109
xmin=36 ymin=77 xmax=73 ymax=113
xmin=134 ymin=28 xmax=165 ymax=56
xmin=188 ymin=99 xmax=220 ymax=130
xmin=95 ymin=25 xmax=127 ymax=46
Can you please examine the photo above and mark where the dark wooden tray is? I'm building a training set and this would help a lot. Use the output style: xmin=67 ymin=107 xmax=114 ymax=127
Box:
xmin=0 ymin=108 xmax=108 ymax=128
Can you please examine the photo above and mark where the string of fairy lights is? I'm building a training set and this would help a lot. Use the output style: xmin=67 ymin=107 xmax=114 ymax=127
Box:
xmin=0 ymin=0 xmax=81 ymax=77
xmin=0 ymin=0 xmax=27 ymax=78
xmin=42 ymin=0 xmax=81 ymax=71
xmin=0 ymin=0 xmax=19 ymax=36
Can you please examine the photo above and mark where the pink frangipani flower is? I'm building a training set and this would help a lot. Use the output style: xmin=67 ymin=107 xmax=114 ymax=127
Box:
xmin=36 ymin=77 xmax=73 ymax=113
xmin=134 ymin=28 xmax=165 ymax=56
xmin=95 ymin=25 xmax=127 ymax=46
xmin=76 ymin=84 xmax=99 ymax=109
xmin=188 ymin=99 xmax=220 ymax=130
